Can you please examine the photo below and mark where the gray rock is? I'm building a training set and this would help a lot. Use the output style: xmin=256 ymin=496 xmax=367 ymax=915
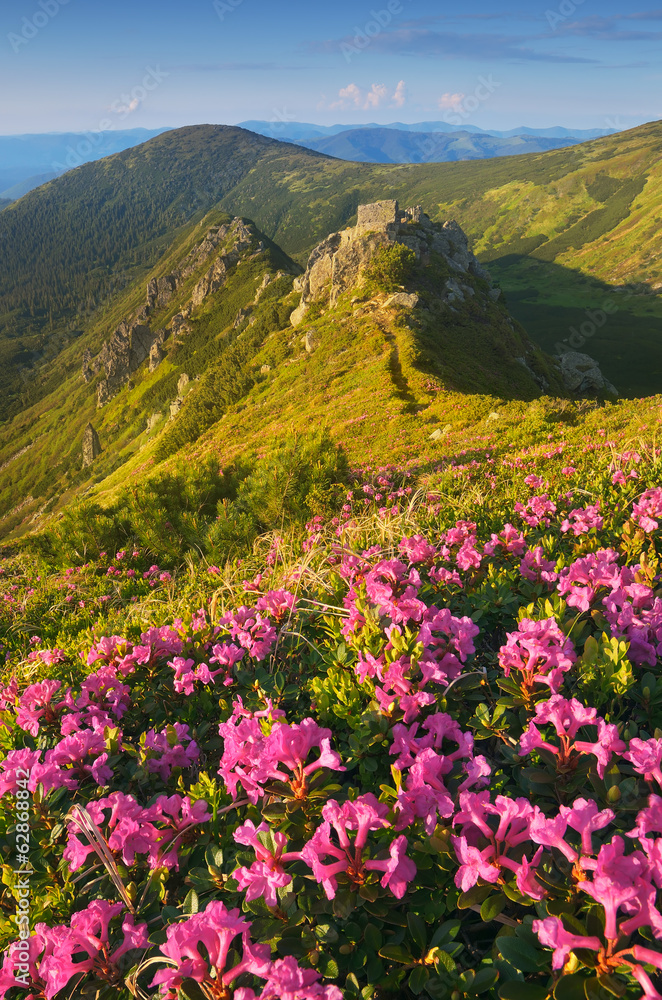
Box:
xmin=260 ymin=364 xmax=272 ymax=374
xmin=384 ymin=292 xmax=420 ymax=309
xmin=489 ymin=287 xmax=502 ymax=301
xmin=556 ymin=351 xmax=618 ymax=397
xmin=169 ymin=399 xmax=183 ymax=419
xmin=357 ymin=200 xmax=399 ymax=231
xmin=177 ymin=373 xmax=190 ymax=396
xmin=147 ymin=412 xmax=162 ymax=432
xmin=429 ymin=424 xmax=452 ymax=440
xmin=302 ymin=330 xmax=318 ymax=354
xmin=82 ymin=423 xmax=101 ymax=466
xmin=444 ymin=278 xmax=465 ymax=304
xmin=149 ymin=341 xmax=165 ymax=372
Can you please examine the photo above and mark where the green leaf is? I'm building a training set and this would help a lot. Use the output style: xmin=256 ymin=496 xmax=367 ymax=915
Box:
xmin=428 ymin=947 xmax=456 ymax=974
xmin=596 ymin=978 xmax=627 ymax=999
xmin=481 ymin=893 xmax=507 ymax=923
xmin=378 ymin=944 xmax=415 ymax=965
xmin=407 ymin=912 xmax=427 ymax=952
xmin=458 ymin=884 xmax=494 ymax=909
xmin=408 ymin=966 xmax=430 ymax=995
xmin=430 ymin=920 xmax=461 ymax=947
xmin=468 ymin=967 xmax=499 ymax=995
xmin=554 ymin=975 xmax=589 ymax=1000
xmin=499 ymin=984 xmax=549 ymax=1000
xmin=583 ymin=977 xmax=613 ymax=1000
xmin=318 ymin=954 xmax=339 ymax=979
xmin=363 ymin=923 xmax=382 ymax=951
xmin=497 ymin=936 xmax=547 ymax=973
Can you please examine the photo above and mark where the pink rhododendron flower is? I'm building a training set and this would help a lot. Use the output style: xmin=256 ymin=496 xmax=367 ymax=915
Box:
xmin=533 ymin=915 xmax=601 ymax=970
xmin=557 ymin=549 xmax=622 ymax=612
xmin=633 ymin=488 xmax=662 ymax=532
xmin=143 ymin=723 xmax=200 ymax=780
xmin=219 ymin=606 xmax=277 ymax=661
xmin=259 ymin=956 xmax=343 ymax=1000
xmin=483 ymin=522 xmax=527 ymax=558
xmin=519 ymin=695 xmax=625 ymax=778
xmin=498 ymin=617 xmax=575 ymax=694
xmin=301 ymin=793 xmax=414 ymax=900
xmin=13 ymin=680 xmax=68 ymax=736
xmin=515 ymin=494 xmax=557 ymax=528
xmin=519 ymin=547 xmax=558 ymax=585
xmin=561 ymin=503 xmax=603 ymax=537
xmin=364 ymin=834 xmax=417 ymax=898
xmin=218 ymin=705 xmax=343 ymax=803
xmin=559 ymin=797 xmax=615 ymax=855
xmin=232 ymin=820 xmax=299 ymax=907
xmin=255 ymin=589 xmax=298 ymax=621
xmin=151 ymin=901 xmax=271 ymax=998
xmin=624 ymin=739 xmax=662 ymax=788
xmin=38 ymin=900 xmax=148 ymax=999
xmin=399 ymin=534 xmax=438 ymax=565
xmin=451 ymin=835 xmax=500 ymax=891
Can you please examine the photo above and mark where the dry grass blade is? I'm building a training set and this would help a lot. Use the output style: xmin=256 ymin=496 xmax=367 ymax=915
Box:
xmin=68 ymin=804 xmax=135 ymax=913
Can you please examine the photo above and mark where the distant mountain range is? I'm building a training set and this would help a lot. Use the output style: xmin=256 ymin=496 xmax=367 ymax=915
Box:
xmin=238 ymin=120 xmax=616 ymax=142
xmin=279 ymin=127 xmax=591 ymax=164
xmin=0 ymin=128 xmax=171 ymax=198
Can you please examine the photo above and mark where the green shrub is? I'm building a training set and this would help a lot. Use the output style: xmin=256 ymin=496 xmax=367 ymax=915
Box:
xmin=363 ymin=243 xmax=417 ymax=293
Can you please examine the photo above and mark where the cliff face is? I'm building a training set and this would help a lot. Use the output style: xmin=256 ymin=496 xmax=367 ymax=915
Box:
xmin=83 ymin=218 xmax=274 ymax=407
xmin=290 ymin=199 xmax=494 ymax=326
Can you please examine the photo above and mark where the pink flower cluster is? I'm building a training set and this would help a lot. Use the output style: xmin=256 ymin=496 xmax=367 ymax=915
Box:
xmin=633 ymin=488 xmax=662 ymax=532
xmin=498 ymin=617 xmax=577 ymax=695
xmin=152 ymin=900 xmax=342 ymax=1000
xmin=64 ymin=792 xmax=210 ymax=872
xmin=390 ymin=712 xmax=490 ymax=834
xmin=519 ymin=695 xmax=626 ymax=778
xmin=0 ymin=900 xmax=147 ymax=1000
xmin=218 ymin=701 xmax=345 ymax=803
xmin=300 ymin=793 xmax=416 ymax=900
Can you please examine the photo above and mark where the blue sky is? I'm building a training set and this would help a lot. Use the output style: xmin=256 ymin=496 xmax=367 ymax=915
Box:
xmin=1 ymin=0 xmax=661 ymax=134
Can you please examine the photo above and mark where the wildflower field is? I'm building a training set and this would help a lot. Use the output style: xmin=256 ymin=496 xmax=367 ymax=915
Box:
xmin=1 ymin=401 xmax=662 ymax=1000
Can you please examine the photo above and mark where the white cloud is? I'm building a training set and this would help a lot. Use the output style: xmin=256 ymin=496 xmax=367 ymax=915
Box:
xmin=438 ymin=91 xmax=465 ymax=109
xmin=327 ymin=81 xmax=407 ymax=111
xmin=365 ymin=83 xmax=389 ymax=108
xmin=112 ymin=97 xmax=141 ymax=116
xmin=392 ymin=79 xmax=407 ymax=107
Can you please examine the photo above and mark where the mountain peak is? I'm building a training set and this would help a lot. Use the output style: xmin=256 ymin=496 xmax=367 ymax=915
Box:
xmin=290 ymin=200 xmax=493 ymax=327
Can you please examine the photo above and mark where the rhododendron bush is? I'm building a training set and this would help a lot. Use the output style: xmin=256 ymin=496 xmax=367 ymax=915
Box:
xmin=1 ymin=434 xmax=662 ymax=999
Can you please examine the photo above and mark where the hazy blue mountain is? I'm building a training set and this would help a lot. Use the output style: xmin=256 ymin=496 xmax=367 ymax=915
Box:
xmin=0 ymin=171 xmax=61 ymax=200
xmin=287 ymin=127 xmax=589 ymax=163
xmin=238 ymin=120 xmax=618 ymax=143
xmin=0 ymin=128 xmax=172 ymax=193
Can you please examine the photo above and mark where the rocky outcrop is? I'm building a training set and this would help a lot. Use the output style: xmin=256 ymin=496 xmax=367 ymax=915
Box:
xmin=94 ymin=320 xmax=159 ymax=406
xmin=82 ymin=423 xmax=101 ymax=466
xmin=556 ymin=352 xmax=618 ymax=397
xmin=290 ymin=201 xmax=493 ymax=327
xmin=83 ymin=217 xmax=271 ymax=406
